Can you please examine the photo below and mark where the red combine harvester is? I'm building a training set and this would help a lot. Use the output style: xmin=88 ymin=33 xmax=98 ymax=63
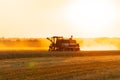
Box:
xmin=47 ymin=36 xmax=80 ymax=51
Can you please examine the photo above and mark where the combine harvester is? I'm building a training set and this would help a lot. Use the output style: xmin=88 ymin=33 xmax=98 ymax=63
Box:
xmin=47 ymin=36 xmax=80 ymax=51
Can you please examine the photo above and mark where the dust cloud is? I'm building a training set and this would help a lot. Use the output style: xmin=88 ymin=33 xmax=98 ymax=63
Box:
xmin=0 ymin=38 xmax=49 ymax=50
xmin=76 ymin=38 xmax=119 ymax=50
xmin=0 ymin=38 xmax=119 ymax=51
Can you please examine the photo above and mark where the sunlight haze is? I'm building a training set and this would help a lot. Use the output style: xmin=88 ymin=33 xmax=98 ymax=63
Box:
xmin=0 ymin=0 xmax=120 ymax=38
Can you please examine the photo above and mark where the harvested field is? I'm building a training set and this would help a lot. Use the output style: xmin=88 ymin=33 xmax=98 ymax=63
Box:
xmin=0 ymin=50 xmax=120 ymax=59
xmin=0 ymin=51 xmax=120 ymax=80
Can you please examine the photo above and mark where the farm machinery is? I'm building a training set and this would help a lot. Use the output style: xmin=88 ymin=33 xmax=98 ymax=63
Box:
xmin=47 ymin=36 xmax=80 ymax=51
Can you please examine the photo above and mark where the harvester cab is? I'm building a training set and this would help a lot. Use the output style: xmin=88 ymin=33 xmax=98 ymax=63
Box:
xmin=47 ymin=36 xmax=80 ymax=51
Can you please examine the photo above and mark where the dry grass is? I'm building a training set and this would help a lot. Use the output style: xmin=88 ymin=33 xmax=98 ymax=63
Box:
xmin=0 ymin=51 xmax=120 ymax=80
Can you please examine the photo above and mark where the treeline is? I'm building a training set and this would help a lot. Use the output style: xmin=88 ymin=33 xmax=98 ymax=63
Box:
xmin=0 ymin=38 xmax=41 ymax=47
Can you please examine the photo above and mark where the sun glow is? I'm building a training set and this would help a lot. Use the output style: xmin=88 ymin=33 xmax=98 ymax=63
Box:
xmin=63 ymin=0 xmax=118 ymax=37
xmin=0 ymin=0 xmax=119 ymax=38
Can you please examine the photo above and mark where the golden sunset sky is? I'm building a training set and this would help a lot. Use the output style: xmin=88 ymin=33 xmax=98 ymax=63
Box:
xmin=0 ymin=0 xmax=120 ymax=38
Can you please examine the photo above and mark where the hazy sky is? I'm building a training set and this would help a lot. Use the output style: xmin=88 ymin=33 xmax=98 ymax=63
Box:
xmin=0 ymin=0 xmax=120 ymax=38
